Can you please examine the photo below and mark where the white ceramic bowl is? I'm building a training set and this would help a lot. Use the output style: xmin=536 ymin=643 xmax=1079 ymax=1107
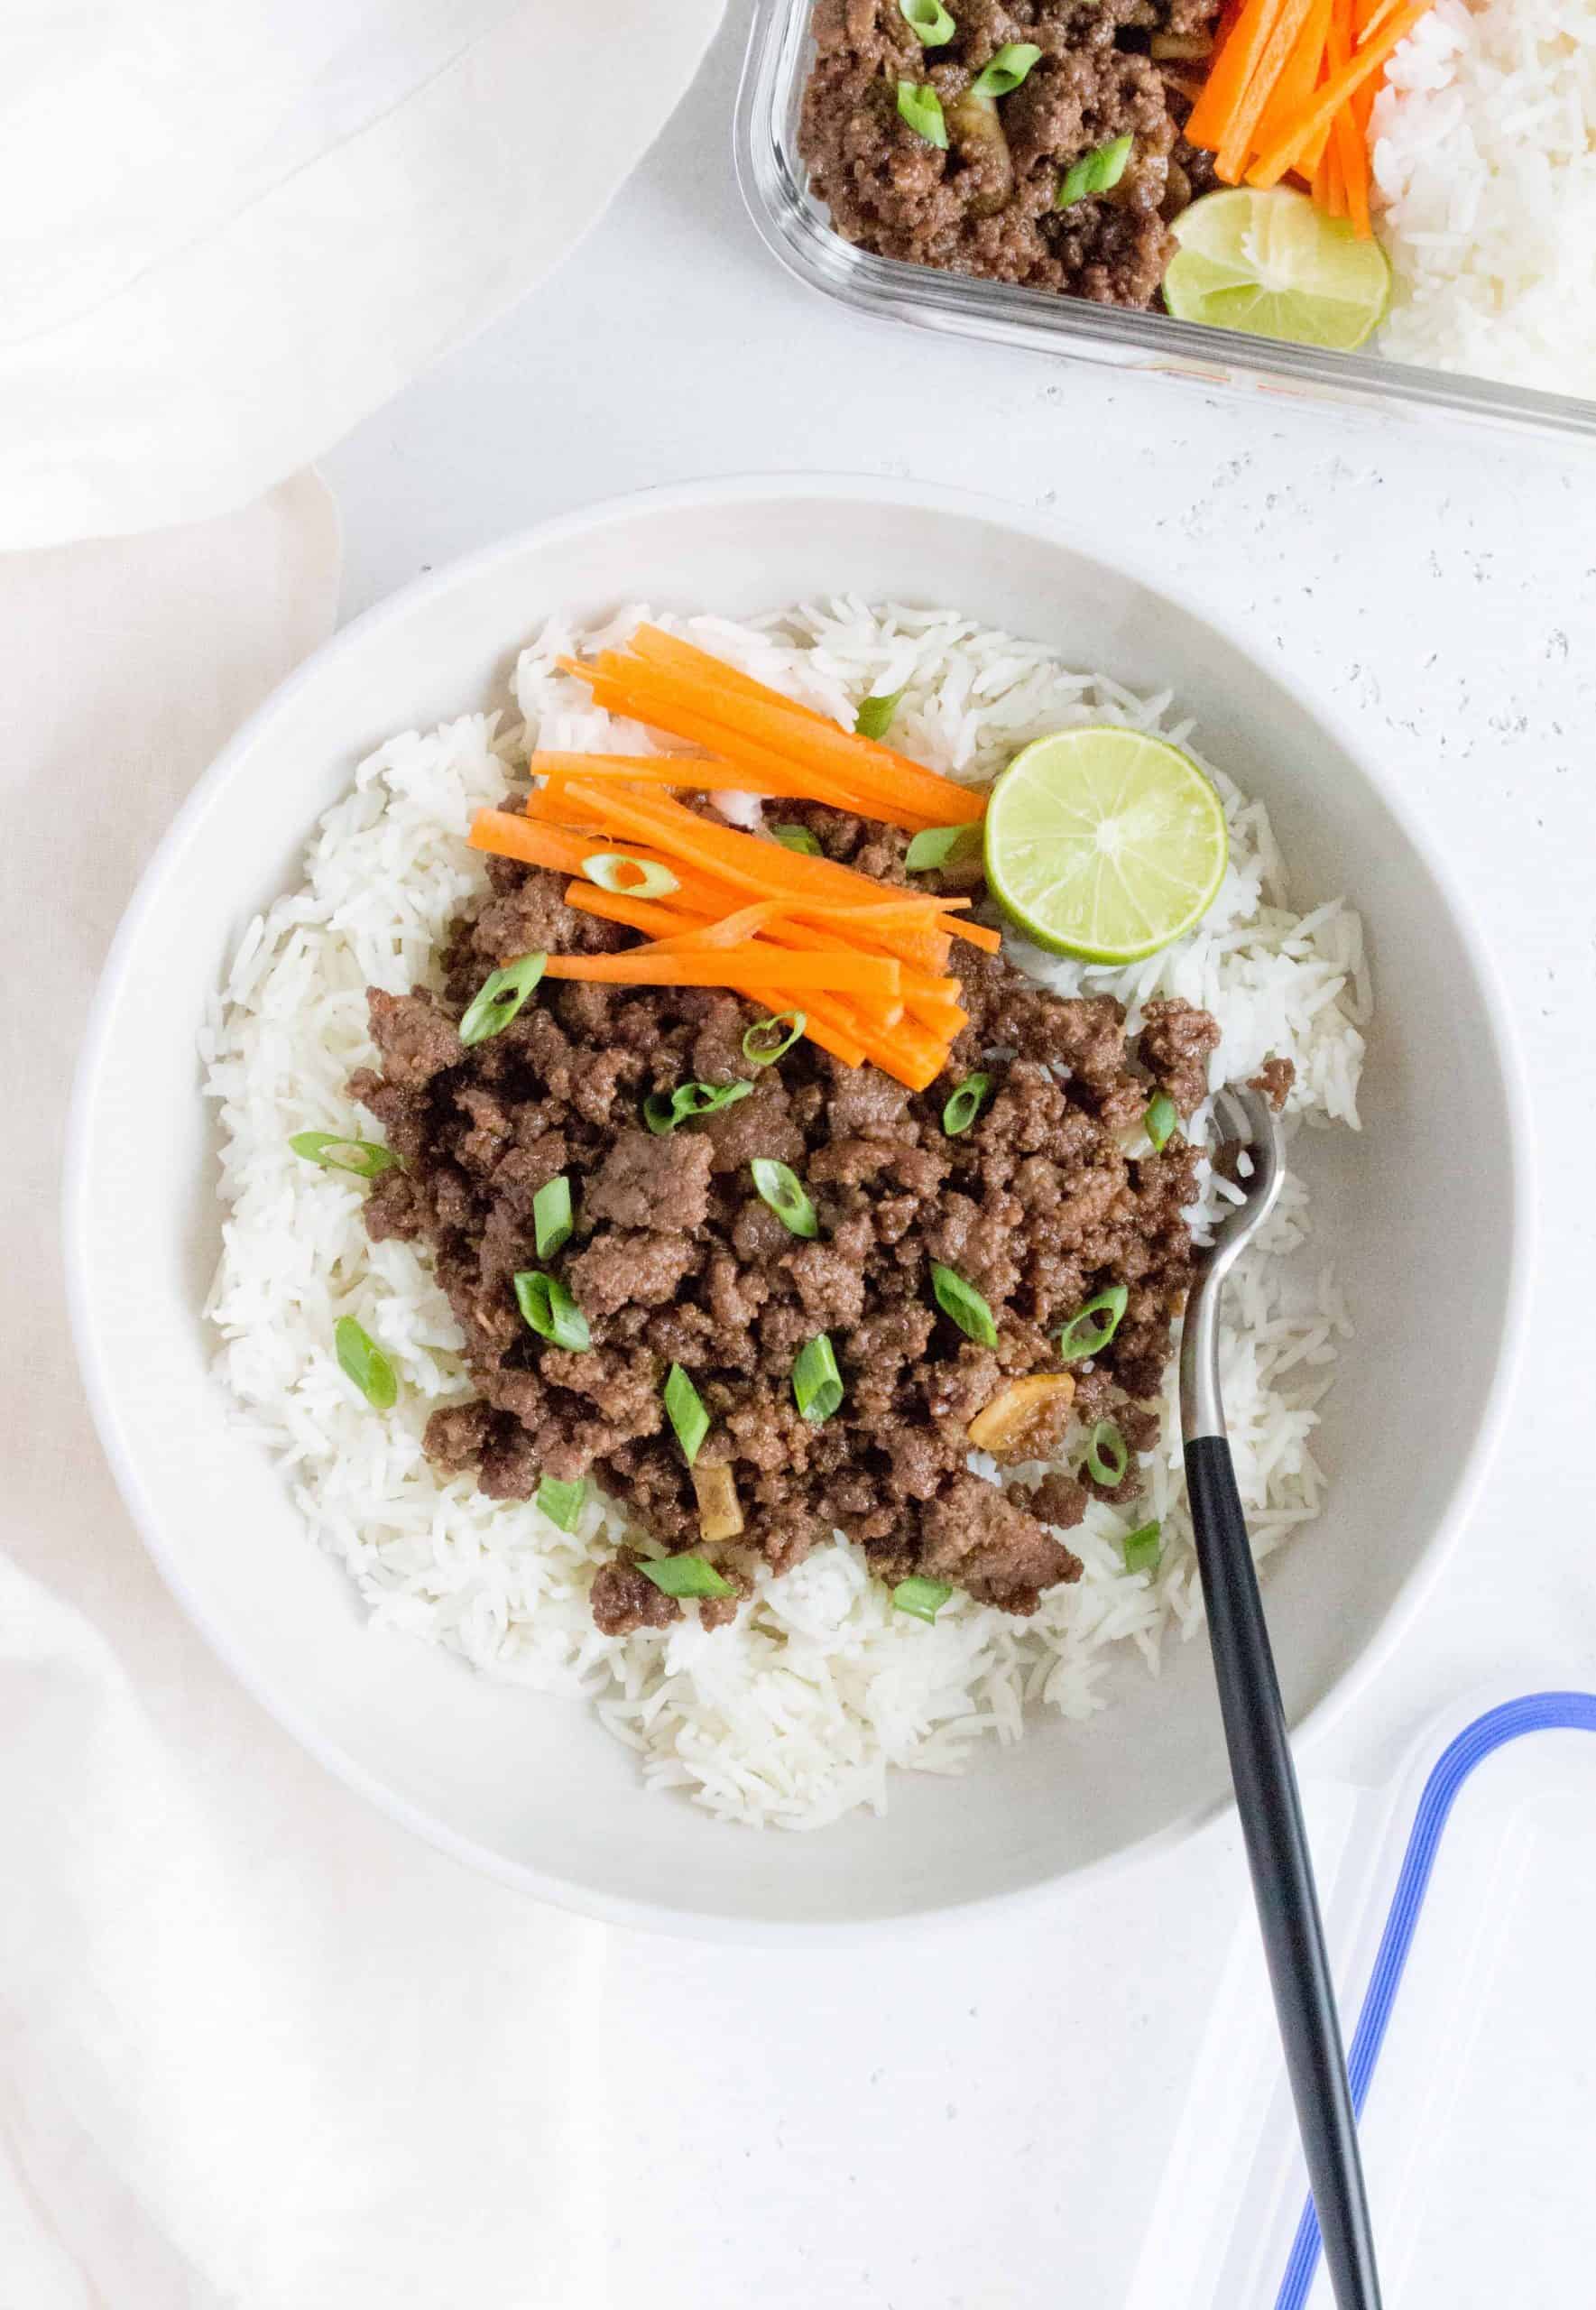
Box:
xmin=65 ymin=476 xmax=1530 ymax=1937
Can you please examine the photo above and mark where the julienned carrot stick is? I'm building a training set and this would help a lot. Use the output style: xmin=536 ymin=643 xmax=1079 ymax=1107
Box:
xmin=1185 ymin=0 xmax=1286 ymax=147
xmin=628 ymin=626 xmax=835 ymax=729
xmin=535 ymin=778 xmax=1000 ymax=956
xmin=540 ymin=949 xmax=902 ymax=998
xmin=548 ymin=779 xmax=961 ymax=967
xmin=1327 ymin=0 xmax=1371 ymax=234
xmin=558 ymin=887 xmax=872 ymax=1066
xmin=558 ymin=887 xmax=955 ymax=1084
xmin=532 ymin=752 xmax=825 ymax=799
xmin=1248 ymin=0 xmax=1425 ymax=181
xmin=566 ymin=650 xmax=985 ymax=827
xmin=1252 ymin=0 xmax=1331 ymax=153
xmin=470 ymin=809 xmax=598 ymax=878
xmin=1217 ymin=0 xmax=1318 ymax=180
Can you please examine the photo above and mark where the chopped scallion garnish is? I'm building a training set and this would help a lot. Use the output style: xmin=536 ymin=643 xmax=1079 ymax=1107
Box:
xmin=941 ymin=1071 xmax=992 ymax=1136
xmin=537 ymin=1474 xmax=586 ymax=1532
xmin=289 ymin=1131 xmax=399 ymax=1179
xmin=582 ymin=852 xmax=679 ymax=899
xmin=905 ymin=822 xmax=983 ymax=873
xmin=1056 ymin=1283 xmax=1129 ymax=1362
xmin=638 ymin=1553 xmax=734 ymax=1601
xmin=743 ymin=1011 xmax=805 ymax=1067
xmin=643 ymin=1079 xmax=754 ymax=1135
xmin=513 ymin=1270 xmax=591 ymax=1352
xmin=896 ymin=79 xmax=949 ymax=147
xmin=792 ymin=1333 xmax=844 ymax=1424
xmin=1121 ymin=1520 xmax=1161 ymax=1575
xmin=1085 ymin=1418 xmax=1129 ymax=1486
xmin=1144 ymin=1093 xmax=1178 ymax=1153
xmin=931 ymin=1262 xmax=998 ymax=1346
xmin=971 ymin=42 xmax=1041 ymax=94
xmin=334 ymin=1316 xmax=397 ymax=1409
xmin=892 ymin=1575 xmax=954 ymax=1622
xmin=751 ymin=1157 xmax=819 ymax=1239
xmin=854 ymin=688 xmax=905 ymax=740
xmin=1057 ymin=134 xmax=1133 ymax=208
xmin=899 ymin=0 xmax=956 ymax=43
xmin=770 ymin=824 xmax=822 ymax=856
xmin=459 ymin=951 xmax=547 ymax=1047
xmin=532 ymin=1175 xmax=573 ymax=1260
xmin=664 ymin=1363 xmax=710 ymax=1466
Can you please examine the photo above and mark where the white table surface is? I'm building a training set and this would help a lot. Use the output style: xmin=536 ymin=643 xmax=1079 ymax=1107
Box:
xmin=318 ymin=11 xmax=1596 ymax=2302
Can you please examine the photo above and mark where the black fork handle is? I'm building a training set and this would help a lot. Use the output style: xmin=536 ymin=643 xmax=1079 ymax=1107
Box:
xmin=1185 ymin=1434 xmax=1383 ymax=2310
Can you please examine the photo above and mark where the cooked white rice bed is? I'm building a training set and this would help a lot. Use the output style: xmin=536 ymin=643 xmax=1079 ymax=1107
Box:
xmin=1370 ymin=0 xmax=1596 ymax=393
xmin=202 ymin=600 xmax=1369 ymax=1831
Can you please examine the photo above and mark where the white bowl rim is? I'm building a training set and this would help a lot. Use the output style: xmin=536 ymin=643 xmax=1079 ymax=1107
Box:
xmin=62 ymin=470 xmax=1536 ymax=1941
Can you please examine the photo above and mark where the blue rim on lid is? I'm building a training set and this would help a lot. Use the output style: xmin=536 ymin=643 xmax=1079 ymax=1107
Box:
xmin=1274 ymin=1691 xmax=1596 ymax=2310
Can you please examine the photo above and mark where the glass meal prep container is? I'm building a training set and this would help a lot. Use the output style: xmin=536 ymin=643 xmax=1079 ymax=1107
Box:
xmin=735 ymin=0 xmax=1596 ymax=447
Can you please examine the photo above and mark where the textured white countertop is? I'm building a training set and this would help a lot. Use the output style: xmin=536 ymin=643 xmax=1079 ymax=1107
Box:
xmin=320 ymin=11 xmax=1596 ymax=2302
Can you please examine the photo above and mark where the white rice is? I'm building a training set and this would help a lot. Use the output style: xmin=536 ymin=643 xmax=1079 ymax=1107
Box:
xmin=202 ymin=599 xmax=1370 ymax=1831
xmin=1370 ymin=0 xmax=1596 ymax=393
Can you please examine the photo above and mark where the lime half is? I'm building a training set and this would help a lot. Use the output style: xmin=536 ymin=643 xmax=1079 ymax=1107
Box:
xmin=983 ymin=726 xmax=1228 ymax=964
xmin=1164 ymin=187 xmax=1390 ymax=353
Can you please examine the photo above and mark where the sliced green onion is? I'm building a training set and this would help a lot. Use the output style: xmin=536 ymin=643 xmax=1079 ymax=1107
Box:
xmin=941 ymin=1072 xmax=992 ymax=1136
xmin=1057 ymin=134 xmax=1134 ymax=208
xmin=1056 ymin=1283 xmax=1129 ymax=1362
xmin=792 ymin=1334 xmax=844 ymax=1424
xmin=1144 ymin=1093 xmax=1178 ymax=1153
xmin=931 ymin=1262 xmax=998 ymax=1347
xmin=751 ymin=1157 xmax=819 ymax=1240
xmin=638 ymin=1552 xmax=735 ymax=1601
xmin=892 ymin=1575 xmax=954 ymax=1623
xmin=334 ymin=1316 xmax=397 ymax=1409
xmin=854 ymin=688 xmax=904 ymax=741
xmin=896 ymin=79 xmax=949 ymax=147
xmin=899 ymin=0 xmax=955 ymax=43
xmin=971 ymin=42 xmax=1041 ymax=94
xmin=459 ymin=951 xmax=547 ymax=1046
xmin=1085 ymin=1418 xmax=1129 ymax=1486
xmin=664 ymin=1363 xmax=710 ymax=1466
xmin=743 ymin=1011 xmax=805 ymax=1067
xmin=582 ymin=852 xmax=679 ymax=899
xmin=1122 ymin=1520 xmax=1161 ymax=1575
xmin=643 ymin=1079 xmax=754 ymax=1135
xmin=533 ymin=1175 xmax=573 ymax=1260
xmin=537 ymin=1474 xmax=586 ymax=1532
xmin=905 ymin=822 xmax=983 ymax=873
xmin=289 ymin=1131 xmax=399 ymax=1179
xmin=770 ymin=824 xmax=823 ymax=856
xmin=513 ymin=1270 xmax=591 ymax=1352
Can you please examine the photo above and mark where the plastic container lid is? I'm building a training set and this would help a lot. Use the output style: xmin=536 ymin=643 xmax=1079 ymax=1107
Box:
xmin=1127 ymin=1686 xmax=1596 ymax=2306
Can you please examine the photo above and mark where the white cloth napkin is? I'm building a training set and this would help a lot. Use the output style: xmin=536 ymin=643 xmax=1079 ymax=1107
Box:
xmin=0 ymin=481 xmax=605 ymax=2309
xmin=0 ymin=0 xmax=726 ymax=549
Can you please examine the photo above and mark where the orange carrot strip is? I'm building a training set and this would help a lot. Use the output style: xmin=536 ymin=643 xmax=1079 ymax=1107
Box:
xmin=1185 ymin=0 xmax=1287 ymax=150
xmin=565 ymin=651 xmax=984 ymax=827
xmin=540 ymin=949 xmax=901 ymax=998
xmin=549 ymin=780 xmax=961 ymax=967
xmin=1248 ymin=0 xmax=1425 ymax=182
xmin=470 ymin=809 xmax=604 ymax=879
xmin=1252 ymin=0 xmax=1332 ymax=155
xmin=532 ymin=752 xmax=826 ymax=800
xmin=1216 ymin=0 xmax=1319 ymax=181
xmin=558 ymin=888 xmax=872 ymax=1067
xmin=627 ymin=626 xmax=835 ymax=728
xmin=1329 ymin=0 xmax=1372 ymax=232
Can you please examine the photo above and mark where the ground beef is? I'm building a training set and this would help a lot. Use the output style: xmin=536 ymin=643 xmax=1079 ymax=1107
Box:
xmin=1250 ymin=1054 xmax=1296 ymax=1111
xmin=1139 ymin=995 xmax=1222 ymax=1114
xmin=351 ymin=819 xmax=1213 ymax=1634
xmin=799 ymin=0 xmax=1219 ymax=311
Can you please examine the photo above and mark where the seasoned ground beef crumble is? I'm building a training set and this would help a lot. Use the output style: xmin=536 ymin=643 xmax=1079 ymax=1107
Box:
xmin=351 ymin=802 xmax=1223 ymax=1636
